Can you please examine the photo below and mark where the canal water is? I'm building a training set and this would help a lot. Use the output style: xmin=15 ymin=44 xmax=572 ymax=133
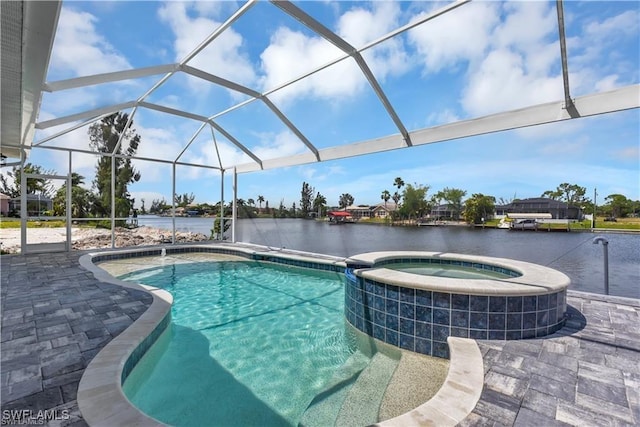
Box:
xmin=138 ymin=216 xmax=639 ymax=299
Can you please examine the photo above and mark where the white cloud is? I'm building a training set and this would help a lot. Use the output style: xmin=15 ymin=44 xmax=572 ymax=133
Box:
xmin=252 ymin=130 xmax=307 ymax=160
xmin=158 ymin=2 xmax=256 ymax=89
xmin=612 ymin=146 xmax=640 ymax=163
xmin=425 ymin=109 xmax=460 ymax=127
xmin=461 ymin=49 xmax=563 ymax=116
xmin=567 ymin=9 xmax=639 ymax=94
xmin=337 ymin=2 xmax=410 ymax=79
xmin=49 ymin=7 xmax=131 ymax=77
xmin=261 ymin=2 xmax=411 ymax=106
xmin=583 ymin=10 xmax=640 ymax=41
xmin=259 ymin=27 xmax=361 ymax=104
xmin=594 ymin=75 xmax=621 ymax=92
xmin=407 ymin=2 xmax=499 ymax=74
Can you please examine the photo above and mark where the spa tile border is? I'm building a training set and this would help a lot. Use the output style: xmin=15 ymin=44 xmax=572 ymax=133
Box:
xmin=344 ymin=251 xmax=570 ymax=358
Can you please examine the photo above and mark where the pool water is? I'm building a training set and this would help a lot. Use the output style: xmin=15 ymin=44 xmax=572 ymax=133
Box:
xmin=120 ymin=260 xmax=357 ymax=426
xmin=383 ymin=262 xmax=512 ymax=279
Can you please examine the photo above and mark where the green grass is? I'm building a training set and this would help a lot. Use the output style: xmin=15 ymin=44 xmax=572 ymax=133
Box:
xmin=0 ymin=219 xmax=68 ymax=229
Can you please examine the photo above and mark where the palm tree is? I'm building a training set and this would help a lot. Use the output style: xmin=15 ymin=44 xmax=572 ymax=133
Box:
xmin=257 ymin=195 xmax=264 ymax=212
xmin=393 ymin=177 xmax=405 ymax=206
xmin=394 ymin=177 xmax=404 ymax=189
xmin=381 ymin=190 xmax=391 ymax=208
xmin=313 ymin=192 xmax=327 ymax=216
xmin=339 ymin=193 xmax=354 ymax=210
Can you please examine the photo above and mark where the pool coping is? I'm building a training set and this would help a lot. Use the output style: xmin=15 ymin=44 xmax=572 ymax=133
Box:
xmin=349 ymin=251 xmax=571 ymax=296
xmin=75 ymin=243 xmax=486 ymax=427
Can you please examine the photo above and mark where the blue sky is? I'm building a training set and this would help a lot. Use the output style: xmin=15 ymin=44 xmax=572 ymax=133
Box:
xmin=23 ymin=1 xmax=640 ymax=209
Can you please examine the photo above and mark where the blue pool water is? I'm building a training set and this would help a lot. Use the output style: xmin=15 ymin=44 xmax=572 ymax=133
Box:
xmin=383 ymin=262 xmax=512 ymax=279
xmin=120 ymin=260 xmax=357 ymax=426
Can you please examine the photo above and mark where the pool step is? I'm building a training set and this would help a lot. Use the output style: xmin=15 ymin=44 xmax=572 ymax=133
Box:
xmin=299 ymin=351 xmax=371 ymax=427
xmin=334 ymin=351 xmax=400 ymax=427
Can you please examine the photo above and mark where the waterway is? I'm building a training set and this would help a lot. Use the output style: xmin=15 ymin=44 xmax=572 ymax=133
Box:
xmin=138 ymin=216 xmax=639 ymax=299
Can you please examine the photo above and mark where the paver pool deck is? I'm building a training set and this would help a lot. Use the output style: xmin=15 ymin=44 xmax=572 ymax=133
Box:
xmin=1 ymin=250 xmax=638 ymax=426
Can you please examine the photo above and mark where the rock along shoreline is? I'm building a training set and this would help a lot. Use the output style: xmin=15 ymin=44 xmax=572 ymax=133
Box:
xmin=0 ymin=226 xmax=209 ymax=254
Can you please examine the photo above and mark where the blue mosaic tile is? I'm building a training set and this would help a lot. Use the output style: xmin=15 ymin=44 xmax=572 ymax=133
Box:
xmin=399 ymin=287 xmax=415 ymax=303
xmin=400 ymin=302 xmax=415 ymax=319
xmin=451 ymin=327 xmax=469 ymax=338
xmin=373 ymin=325 xmax=385 ymax=341
xmin=415 ymin=321 xmax=431 ymax=339
xmin=386 ymin=314 xmax=399 ymax=331
xmin=507 ymin=313 xmax=522 ymax=330
xmin=433 ymin=342 xmax=449 ymax=358
xmin=523 ymin=296 xmax=537 ymax=312
xmin=522 ymin=328 xmax=536 ymax=339
xmin=373 ymin=282 xmax=385 ymax=296
xmin=433 ymin=292 xmax=451 ymax=308
xmin=489 ymin=296 xmax=507 ymax=313
xmin=489 ymin=330 xmax=506 ymax=340
xmin=470 ymin=295 xmax=488 ymax=312
xmin=507 ymin=296 xmax=523 ymax=313
xmin=374 ymin=310 xmax=386 ymax=326
xmin=506 ymin=330 xmax=522 ymax=340
xmin=386 ymin=285 xmax=399 ymax=300
xmin=536 ymin=327 xmax=548 ymax=338
xmin=538 ymin=294 xmax=550 ymax=310
xmin=470 ymin=312 xmax=488 ymax=329
xmin=364 ymin=292 xmax=375 ymax=307
xmin=400 ymin=318 xmax=415 ymax=335
xmin=489 ymin=313 xmax=505 ymax=329
xmin=432 ymin=325 xmax=449 ymax=342
xmin=451 ymin=310 xmax=469 ymax=328
xmin=386 ymin=299 xmax=399 ymax=316
xmin=416 ymin=305 xmax=432 ymax=323
xmin=549 ymin=292 xmax=558 ymax=308
xmin=416 ymin=290 xmax=432 ymax=307
xmin=452 ymin=294 xmax=470 ymax=310
xmin=537 ymin=311 xmax=549 ymax=328
xmin=523 ymin=312 xmax=537 ymax=329
xmin=415 ymin=338 xmax=431 ymax=355
xmin=433 ymin=308 xmax=450 ymax=326
xmin=386 ymin=330 xmax=399 ymax=346
xmin=469 ymin=329 xmax=488 ymax=340
xmin=374 ymin=296 xmax=385 ymax=311
xmin=399 ymin=333 xmax=415 ymax=351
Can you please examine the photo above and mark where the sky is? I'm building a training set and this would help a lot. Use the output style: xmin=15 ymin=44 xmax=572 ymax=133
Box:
xmin=13 ymin=0 xmax=640 ymax=209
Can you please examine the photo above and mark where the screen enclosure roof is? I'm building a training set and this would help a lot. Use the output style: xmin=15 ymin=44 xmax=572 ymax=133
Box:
xmin=1 ymin=0 xmax=638 ymax=173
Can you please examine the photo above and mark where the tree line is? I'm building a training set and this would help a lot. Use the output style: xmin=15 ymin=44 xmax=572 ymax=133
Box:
xmin=2 ymin=115 xmax=638 ymax=223
xmin=1 ymin=113 xmax=141 ymax=222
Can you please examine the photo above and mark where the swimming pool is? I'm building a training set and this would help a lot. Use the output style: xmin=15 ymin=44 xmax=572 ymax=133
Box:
xmin=382 ymin=262 xmax=516 ymax=279
xmin=119 ymin=258 xmax=359 ymax=426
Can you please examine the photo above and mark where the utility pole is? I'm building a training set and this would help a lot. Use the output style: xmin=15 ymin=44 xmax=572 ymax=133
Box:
xmin=592 ymin=188 xmax=597 ymax=229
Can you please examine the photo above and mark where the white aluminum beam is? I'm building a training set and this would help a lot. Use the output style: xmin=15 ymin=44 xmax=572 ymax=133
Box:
xmin=181 ymin=65 xmax=320 ymax=160
xmin=138 ymin=101 xmax=209 ymax=123
xmin=234 ymin=85 xmax=639 ymax=173
xmin=209 ymin=121 xmax=263 ymax=168
xmin=272 ymin=0 xmax=411 ymax=146
xmin=34 ymin=113 xmax=114 ymax=146
xmin=44 ymin=64 xmax=178 ymax=92
xmin=35 ymin=101 xmax=136 ymax=130
xmin=181 ymin=65 xmax=261 ymax=98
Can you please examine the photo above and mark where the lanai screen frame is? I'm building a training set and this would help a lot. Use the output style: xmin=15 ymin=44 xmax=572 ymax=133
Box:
xmin=2 ymin=0 xmax=639 ymax=253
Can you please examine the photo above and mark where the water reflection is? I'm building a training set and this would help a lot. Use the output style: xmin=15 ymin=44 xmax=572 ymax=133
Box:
xmin=138 ymin=217 xmax=639 ymax=299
